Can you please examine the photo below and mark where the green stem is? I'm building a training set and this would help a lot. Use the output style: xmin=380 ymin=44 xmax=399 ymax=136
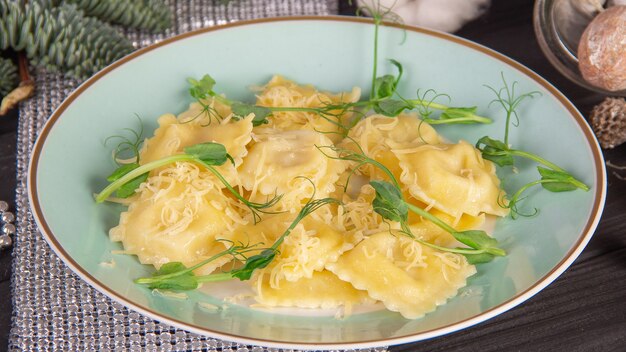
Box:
xmin=407 ymin=99 xmax=492 ymax=123
xmin=509 ymin=179 xmax=544 ymax=203
xmin=195 ymin=272 xmax=235 ymax=283
xmin=511 ymin=178 xmax=585 ymax=204
xmin=406 ymin=203 xmax=456 ymax=234
xmin=426 ymin=116 xmax=492 ymax=125
xmin=406 ymin=202 xmax=505 ymax=256
xmin=412 ymin=237 xmax=487 ymax=255
xmin=209 ymin=92 xmax=233 ymax=106
xmin=508 ymin=149 xmax=566 ymax=172
xmin=371 ymin=15 xmax=380 ymax=100
xmin=267 ymin=106 xmax=325 ymax=113
xmin=508 ymin=150 xmax=589 ymax=191
xmin=134 ymin=249 xmax=235 ymax=285
xmin=204 ymin=164 xmax=255 ymax=207
xmin=271 ymin=217 xmax=300 ymax=250
xmin=407 ymin=100 xmax=448 ymax=111
xmin=483 ymin=246 xmax=507 ymax=256
xmin=95 ymin=154 xmax=194 ymax=202
xmin=565 ymin=178 xmax=589 ymax=192
xmin=504 ymin=110 xmax=512 ymax=146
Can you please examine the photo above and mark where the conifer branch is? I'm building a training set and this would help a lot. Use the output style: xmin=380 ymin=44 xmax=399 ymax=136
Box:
xmin=63 ymin=0 xmax=172 ymax=32
xmin=0 ymin=56 xmax=17 ymax=97
xmin=0 ymin=0 xmax=135 ymax=79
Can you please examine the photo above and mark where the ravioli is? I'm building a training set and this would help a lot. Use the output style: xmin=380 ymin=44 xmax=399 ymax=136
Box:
xmin=341 ymin=113 xmax=442 ymax=181
xmin=267 ymin=217 xmax=356 ymax=284
xmin=253 ymin=270 xmax=372 ymax=309
xmin=332 ymin=182 xmax=389 ymax=237
xmin=239 ymin=129 xmax=345 ymax=210
xmin=326 ymin=231 xmax=476 ymax=319
xmin=394 ymin=141 xmax=509 ymax=218
xmin=220 ymin=213 xmax=293 ymax=252
xmin=109 ymin=163 xmax=245 ymax=275
xmin=139 ymin=104 xmax=253 ymax=186
xmin=255 ymin=75 xmax=361 ymax=142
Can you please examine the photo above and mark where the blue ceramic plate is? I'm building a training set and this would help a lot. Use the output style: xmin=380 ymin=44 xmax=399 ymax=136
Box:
xmin=28 ymin=17 xmax=606 ymax=349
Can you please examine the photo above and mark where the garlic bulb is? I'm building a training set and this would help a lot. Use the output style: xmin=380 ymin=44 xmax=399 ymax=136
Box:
xmin=357 ymin=0 xmax=490 ymax=33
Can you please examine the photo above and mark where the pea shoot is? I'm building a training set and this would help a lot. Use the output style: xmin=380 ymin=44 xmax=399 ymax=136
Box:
xmin=134 ymin=195 xmax=339 ymax=290
xmin=95 ymin=142 xmax=281 ymax=223
xmin=477 ymin=74 xmax=590 ymax=218
xmin=103 ymin=114 xmax=144 ymax=164
xmin=322 ymin=142 xmax=506 ymax=264
xmin=188 ymin=75 xmax=272 ymax=127
xmin=369 ymin=180 xmax=506 ymax=264
xmin=184 ymin=4 xmax=491 ymax=133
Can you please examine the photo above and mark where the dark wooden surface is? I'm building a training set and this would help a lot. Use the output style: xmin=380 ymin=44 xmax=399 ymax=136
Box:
xmin=0 ymin=0 xmax=624 ymax=350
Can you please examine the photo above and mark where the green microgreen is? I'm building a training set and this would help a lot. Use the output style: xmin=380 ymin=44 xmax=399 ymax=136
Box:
xmin=412 ymin=89 xmax=450 ymax=120
xmin=477 ymin=74 xmax=589 ymax=218
xmin=182 ymin=5 xmax=491 ymax=135
xmin=369 ymin=180 xmax=506 ymax=264
xmin=187 ymin=74 xmax=270 ymax=126
xmin=230 ymin=102 xmax=272 ymax=126
xmin=95 ymin=141 xmax=281 ymax=223
xmin=105 ymin=163 xmax=149 ymax=198
xmin=134 ymin=240 xmax=264 ymax=290
xmin=316 ymin=141 xmax=401 ymax=193
xmin=484 ymin=72 xmax=542 ymax=146
xmin=134 ymin=193 xmax=339 ymax=290
xmin=186 ymin=75 xmax=228 ymax=125
xmin=103 ymin=114 xmax=144 ymax=164
xmin=319 ymin=137 xmax=505 ymax=264
xmin=231 ymin=196 xmax=340 ymax=280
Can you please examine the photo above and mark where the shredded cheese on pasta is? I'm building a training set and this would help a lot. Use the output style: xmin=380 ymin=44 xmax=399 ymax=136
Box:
xmin=109 ymin=75 xmax=508 ymax=319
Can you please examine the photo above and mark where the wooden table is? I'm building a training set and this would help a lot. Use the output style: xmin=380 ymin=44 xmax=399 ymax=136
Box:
xmin=0 ymin=0 xmax=624 ymax=350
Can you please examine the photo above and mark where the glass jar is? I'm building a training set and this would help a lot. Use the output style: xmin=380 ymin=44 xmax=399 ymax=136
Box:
xmin=533 ymin=0 xmax=626 ymax=96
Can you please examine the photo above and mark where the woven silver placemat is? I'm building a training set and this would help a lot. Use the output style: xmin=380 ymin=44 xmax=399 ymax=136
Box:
xmin=8 ymin=1 xmax=386 ymax=350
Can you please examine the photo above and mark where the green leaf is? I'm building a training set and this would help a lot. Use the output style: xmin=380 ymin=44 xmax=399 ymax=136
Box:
xmin=483 ymin=153 xmax=514 ymax=167
xmin=463 ymin=252 xmax=495 ymax=264
xmin=183 ymin=142 xmax=230 ymax=165
xmin=369 ymin=180 xmax=408 ymax=223
xmin=373 ymin=99 xmax=412 ymax=117
xmin=453 ymin=230 xmax=506 ymax=257
xmin=537 ymin=167 xmax=579 ymax=192
xmin=389 ymin=59 xmax=404 ymax=82
xmin=143 ymin=262 xmax=200 ymax=290
xmin=373 ymin=75 xmax=396 ymax=100
xmin=372 ymin=60 xmax=403 ymax=100
xmin=231 ymin=102 xmax=271 ymax=126
xmin=231 ymin=249 xmax=276 ymax=281
xmin=147 ymin=275 xmax=199 ymax=291
xmin=188 ymin=74 xmax=216 ymax=100
xmin=452 ymin=230 xmax=497 ymax=250
xmin=477 ymin=136 xmax=509 ymax=150
xmin=154 ymin=262 xmax=187 ymax=276
xmin=106 ymin=163 xmax=139 ymax=182
xmin=440 ymin=106 xmax=478 ymax=123
xmin=115 ymin=172 xmax=148 ymax=198
xmin=476 ymin=136 xmax=514 ymax=167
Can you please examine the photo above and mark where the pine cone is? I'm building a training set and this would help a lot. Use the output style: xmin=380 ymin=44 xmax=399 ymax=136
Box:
xmin=590 ymin=97 xmax=626 ymax=149
xmin=0 ymin=56 xmax=17 ymax=96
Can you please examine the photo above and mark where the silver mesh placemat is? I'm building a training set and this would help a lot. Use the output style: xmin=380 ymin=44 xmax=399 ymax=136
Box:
xmin=8 ymin=1 xmax=385 ymax=350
